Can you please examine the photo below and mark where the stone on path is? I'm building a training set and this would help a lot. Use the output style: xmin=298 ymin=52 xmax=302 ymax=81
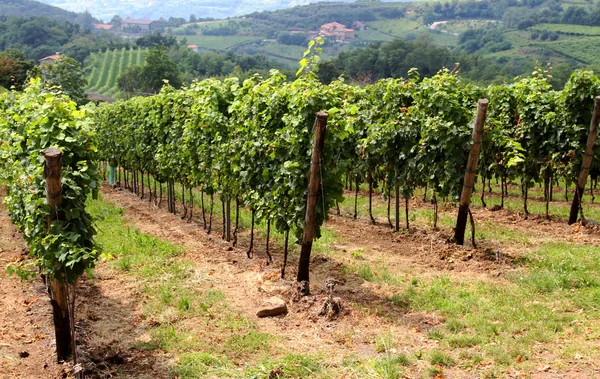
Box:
xmin=256 ymin=297 xmax=287 ymax=317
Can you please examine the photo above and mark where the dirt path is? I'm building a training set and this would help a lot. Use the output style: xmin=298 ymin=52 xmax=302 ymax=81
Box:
xmin=4 ymin=183 xmax=600 ymax=377
xmin=100 ymin=186 xmax=475 ymax=375
xmin=0 ymin=188 xmax=170 ymax=378
xmin=0 ymin=190 xmax=63 ymax=378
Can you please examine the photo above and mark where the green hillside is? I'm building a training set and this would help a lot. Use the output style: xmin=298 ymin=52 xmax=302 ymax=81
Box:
xmin=532 ymin=23 xmax=600 ymax=36
xmin=85 ymin=47 xmax=148 ymax=97
xmin=0 ymin=0 xmax=86 ymax=24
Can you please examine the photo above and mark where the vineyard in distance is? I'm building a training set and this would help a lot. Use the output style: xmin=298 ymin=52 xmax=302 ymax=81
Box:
xmin=85 ymin=47 xmax=148 ymax=98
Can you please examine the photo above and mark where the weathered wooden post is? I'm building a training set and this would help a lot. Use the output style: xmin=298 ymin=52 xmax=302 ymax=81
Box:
xmin=43 ymin=148 xmax=72 ymax=362
xmin=394 ymin=184 xmax=400 ymax=232
xmin=297 ymin=111 xmax=328 ymax=295
xmin=225 ymin=195 xmax=231 ymax=242
xmin=454 ymin=99 xmax=488 ymax=245
xmin=569 ymin=96 xmax=600 ymax=225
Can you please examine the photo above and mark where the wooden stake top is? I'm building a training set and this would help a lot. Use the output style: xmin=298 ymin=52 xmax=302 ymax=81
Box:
xmin=43 ymin=148 xmax=63 ymax=160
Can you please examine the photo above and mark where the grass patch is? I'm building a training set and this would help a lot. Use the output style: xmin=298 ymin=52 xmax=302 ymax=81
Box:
xmin=336 ymin=235 xmax=600 ymax=365
xmin=447 ymin=334 xmax=480 ymax=348
xmin=244 ymin=353 xmax=324 ymax=378
xmin=224 ymin=330 xmax=271 ymax=357
xmin=171 ymin=352 xmax=234 ymax=378
xmin=375 ymin=331 xmax=396 ymax=353
xmin=372 ymin=353 xmax=406 ymax=379
xmin=429 ymin=349 xmax=455 ymax=367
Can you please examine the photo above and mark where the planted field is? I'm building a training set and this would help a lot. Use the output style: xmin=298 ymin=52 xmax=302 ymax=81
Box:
xmin=256 ymin=43 xmax=306 ymax=62
xmin=532 ymin=23 xmax=600 ymax=36
xmin=545 ymin=36 xmax=600 ymax=64
xmin=4 ymin=60 xmax=600 ymax=378
xmin=179 ymin=35 xmax=260 ymax=52
xmin=85 ymin=47 xmax=148 ymax=97
xmin=368 ymin=18 xmax=425 ymax=37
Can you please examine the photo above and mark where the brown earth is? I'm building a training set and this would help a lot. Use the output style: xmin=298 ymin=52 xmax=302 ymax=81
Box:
xmin=2 ymin=184 xmax=600 ymax=378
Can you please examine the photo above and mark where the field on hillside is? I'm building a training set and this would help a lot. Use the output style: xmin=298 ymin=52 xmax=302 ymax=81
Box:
xmin=532 ymin=23 xmax=600 ymax=36
xmin=180 ymin=35 xmax=261 ymax=52
xmin=4 ymin=175 xmax=600 ymax=378
xmin=85 ymin=47 xmax=148 ymax=97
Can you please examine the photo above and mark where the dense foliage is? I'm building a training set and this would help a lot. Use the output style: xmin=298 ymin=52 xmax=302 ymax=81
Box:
xmin=0 ymin=79 xmax=101 ymax=283
xmin=0 ymin=48 xmax=35 ymax=91
xmin=94 ymin=65 xmax=600 ymax=247
xmin=29 ymin=56 xmax=89 ymax=106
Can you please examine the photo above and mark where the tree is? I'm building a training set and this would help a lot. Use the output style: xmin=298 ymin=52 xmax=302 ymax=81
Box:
xmin=110 ymin=15 xmax=122 ymax=26
xmin=142 ymin=46 xmax=182 ymax=93
xmin=29 ymin=56 xmax=88 ymax=106
xmin=117 ymin=46 xmax=182 ymax=95
xmin=136 ymin=32 xmax=178 ymax=48
xmin=0 ymin=48 xmax=35 ymax=91
xmin=117 ymin=65 xmax=144 ymax=99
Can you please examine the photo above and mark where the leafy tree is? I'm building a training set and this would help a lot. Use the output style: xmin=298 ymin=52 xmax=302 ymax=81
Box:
xmin=29 ymin=56 xmax=88 ymax=106
xmin=142 ymin=46 xmax=182 ymax=93
xmin=117 ymin=65 xmax=144 ymax=99
xmin=0 ymin=48 xmax=35 ymax=90
xmin=136 ymin=32 xmax=178 ymax=48
xmin=110 ymin=15 xmax=122 ymax=26
xmin=117 ymin=46 xmax=181 ymax=95
xmin=277 ymin=32 xmax=308 ymax=46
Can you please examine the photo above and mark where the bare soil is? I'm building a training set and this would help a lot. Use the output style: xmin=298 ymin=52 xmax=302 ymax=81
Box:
xmin=2 ymin=184 xmax=600 ymax=378
xmin=0 ymin=188 xmax=64 ymax=378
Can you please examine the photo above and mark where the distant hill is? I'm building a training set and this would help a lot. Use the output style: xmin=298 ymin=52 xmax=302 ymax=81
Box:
xmin=0 ymin=0 xmax=83 ymax=24
xmin=33 ymin=0 xmax=367 ymax=23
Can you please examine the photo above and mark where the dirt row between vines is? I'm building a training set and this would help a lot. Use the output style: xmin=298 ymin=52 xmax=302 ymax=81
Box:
xmin=2 ymin=184 xmax=600 ymax=378
xmin=0 ymin=188 xmax=66 ymax=378
xmin=93 ymin=186 xmax=600 ymax=377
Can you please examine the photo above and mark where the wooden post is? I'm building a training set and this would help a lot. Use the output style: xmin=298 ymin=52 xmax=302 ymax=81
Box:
xmin=43 ymin=148 xmax=72 ymax=362
xmin=569 ymin=96 xmax=600 ymax=225
xmin=454 ymin=99 xmax=489 ymax=245
xmin=296 ymin=111 xmax=328 ymax=295
xmin=225 ymin=195 xmax=231 ymax=242
xmin=394 ymin=184 xmax=400 ymax=232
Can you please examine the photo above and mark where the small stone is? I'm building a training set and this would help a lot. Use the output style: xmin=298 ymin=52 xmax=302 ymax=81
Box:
xmin=256 ymin=297 xmax=287 ymax=317
xmin=19 ymin=351 xmax=29 ymax=358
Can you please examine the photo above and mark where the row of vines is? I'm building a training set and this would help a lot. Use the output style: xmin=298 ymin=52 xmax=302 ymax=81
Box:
xmin=0 ymin=79 xmax=101 ymax=360
xmin=0 ymin=58 xmax=598 ymax=363
xmin=93 ymin=64 xmax=600 ymax=275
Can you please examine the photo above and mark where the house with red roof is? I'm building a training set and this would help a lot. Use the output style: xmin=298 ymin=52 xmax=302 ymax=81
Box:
xmin=39 ymin=53 xmax=63 ymax=64
xmin=319 ymin=22 xmax=355 ymax=41
xmin=93 ymin=23 xmax=114 ymax=31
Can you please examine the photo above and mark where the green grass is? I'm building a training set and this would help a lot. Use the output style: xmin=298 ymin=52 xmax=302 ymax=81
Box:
xmin=258 ymin=43 xmax=306 ymax=61
xmin=355 ymin=29 xmax=398 ymax=42
xmin=368 ymin=18 xmax=424 ymax=38
xmin=88 ymin=196 xmax=275 ymax=364
xmin=436 ymin=19 xmax=501 ymax=34
xmin=543 ymin=36 xmax=600 ymax=64
xmin=171 ymin=352 xmax=233 ymax=378
xmin=89 ymin=174 xmax=600 ymax=376
xmin=178 ymin=35 xmax=260 ymax=52
xmin=532 ymin=23 xmax=600 ymax=36
xmin=429 ymin=349 xmax=456 ymax=367
xmin=342 ymin=241 xmax=600 ymax=367
xmin=87 ymin=194 xmax=360 ymax=377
